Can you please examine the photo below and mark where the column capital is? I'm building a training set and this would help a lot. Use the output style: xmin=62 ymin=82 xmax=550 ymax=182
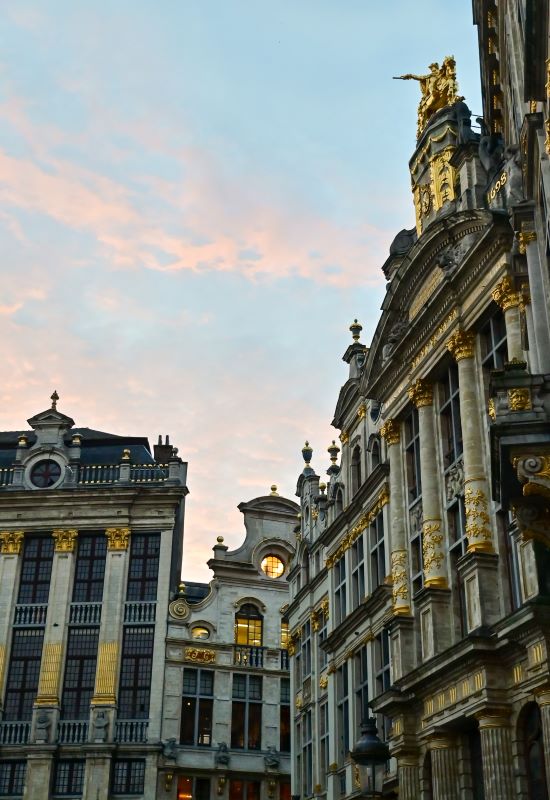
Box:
xmin=492 ymin=275 xmax=521 ymax=311
xmin=52 ymin=529 xmax=78 ymax=553
xmin=427 ymin=731 xmax=455 ymax=750
xmin=518 ymin=229 xmax=537 ymax=254
xmin=380 ymin=418 xmax=400 ymax=446
xmin=475 ymin=708 xmax=511 ymax=729
xmin=0 ymin=530 xmax=24 ymax=554
xmin=408 ymin=379 xmax=434 ymax=407
xmin=446 ymin=329 xmax=476 ymax=361
xmin=105 ymin=527 xmax=130 ymax=551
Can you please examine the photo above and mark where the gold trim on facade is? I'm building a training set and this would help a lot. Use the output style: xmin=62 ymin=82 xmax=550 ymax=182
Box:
xmin=464 ymin=488 xmax=493 ymax=552
xmin=325 ymin=486 xmax=390 ymax=569
xmin=52 ymin=528 xmax=78 ymax=552
xmin=446 ymin=329 xmax=475 ymax=361
xmin=184 ymin=647 xmax=216 ymax=664
xmin=390 ymin=550 xmax=410 ymax=612
xmin=380 ymin=419 xmax=400 ymax=446
xmin=508 ymin=388 xmax=532 ymax=411
xmin=492 ymin=275 xmax=521 ymax=311
xmin=91 ymin=641 xmax=119 ymax=705
xmin=518 ymin=230 xmax=537 ymax=254
xmin=408 ymin=379 xmax=434 ymax=408
xmin=105 ymin=527 xmax=131 ymax=550
xmin=35 ymin=642 xmax=63 ymax=706
xmin=0 ymin=531 xmax=24 ymax=555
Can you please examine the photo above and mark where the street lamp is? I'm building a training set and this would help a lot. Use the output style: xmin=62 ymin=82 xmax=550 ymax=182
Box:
xmin=350 ymin=717 xmax=390 ymax=798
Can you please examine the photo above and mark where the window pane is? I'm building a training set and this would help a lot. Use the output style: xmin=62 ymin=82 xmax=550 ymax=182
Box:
xmin=247 ymin=703 xmax=262 ymax=750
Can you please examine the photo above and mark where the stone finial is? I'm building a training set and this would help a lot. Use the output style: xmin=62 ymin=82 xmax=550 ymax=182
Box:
xmin=270 ymin=485 xmax=279 ymax=496
xmin=319 ymin=482 xmax=326 ymax=494
xmin=350 ymin=319 xmax=362 ymax=341
xmin=302 ymin=441 xmax=313 ymax=466
xmin=121 ymin=448 xmax=131 ymax=461
xmin=216 ymin=536 xmax=224 ymax=543
xmin=50 ymin=390 xmax=59 ymax=410
xmin=327 ymin=440 xmax=340 ymax=464
xmin=178 ymin=582 xmax=186 ymax=596
xmin=17 ymin=434 xmax=28 ymax=448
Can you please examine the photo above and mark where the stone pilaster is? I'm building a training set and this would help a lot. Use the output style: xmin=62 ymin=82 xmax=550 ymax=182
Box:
xmin=428 ymin=734 xmax=459 ymax=800
xmin=408 ymin=380 xmax=447 ymax=588
xmin=397 ymin=753 xmax=420 ymax=800
xmin=492 ymin=275 xmax=524 ymax=361
xmin=476 ymin=710 xmax=514 ymax=800
xmin=446 ymin=330 xmax=493 ymax=553
xmin=23 ymin=752 xmax=55 ymax=800
xmin=380 ymin=419 xmax=411 ymax=615
xmin=32 ymin=529 xmax=78 ymax=741
xmin=83 ymin=753 xmax=112 ymax=800
xmin=0 ymin=531 xmax=24 ymax=709
xmin=457 ymin=551 xmax=500 ymax=632
xmin=535 ymin=687 xmax=550 ymax=785
xmin=520 ymin=229 xmax=550 ymax=373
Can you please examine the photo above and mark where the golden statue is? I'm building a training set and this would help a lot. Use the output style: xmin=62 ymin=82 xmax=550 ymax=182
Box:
xmin=394 ymin=56 xmax=462 ymax=136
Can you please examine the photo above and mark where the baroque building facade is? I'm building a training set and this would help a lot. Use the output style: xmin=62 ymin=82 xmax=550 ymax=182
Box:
xmin=159 ymin=489 xmax=297 ymax=800
xmin=0 ymin=395 xmax=188 ymax=800
xmin=287 ymin=6 xmax=550 ymax=800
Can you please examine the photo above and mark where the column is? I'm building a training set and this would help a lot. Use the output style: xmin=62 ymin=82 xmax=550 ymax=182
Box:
xmin=408 ymin=380 xmax=447 ymax=588
xmin=380 ymin=419 xmax=411 ymax=615
xmin=520 ymin=229 xmax=550 ymax=373
xmin=535 ymin=687 xmax=550 ymax=786
xmin=492 ymin=275 xmax=524 ymax=362
xmin=429 ymin=734 xmax=459 ymax=800
xmin=85 ymin=527 xmax=130 ymax=799
xmin=446 ymin=330 xmax=493 ymax=554
xmin=397 ymin=754 xmax=421 ymax=800
xmin=476 ymin=710 xmax=514 ymax=800
xmin=0 ymin=531 xmax=24 ymax=708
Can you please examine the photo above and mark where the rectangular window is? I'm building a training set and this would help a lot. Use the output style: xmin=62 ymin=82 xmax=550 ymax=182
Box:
xmin=302 ymin=709 xmax=313 ymax=798
xmin=318 ymin=609 xmax=328 ymax=672
xmin=280 ymin=621 xmax=289 ymax=650
xmin=231 ymin=675 xmax=262 ymax=750
xmin=112 ymin=760 xmax=145 ymax=795
xmin=61 ymin=628 xmax=99 ymax=719
xmin=72 ymin=534 xmax=107 ymax=602
xmin=53 ymin=760 xmax=85 ymax=797
xmin=180 ymin=668 xmax=214 ymax=746
xmin=374 ymin=632 xmax=391 ymax=741
xmin=351 ymin=536 xmax=365 ymax=610
xmin=336 ymin=663 xmax=349 ymax=764
xmin=334 ymin=555 xmax=347 ymax=625
xmin=4 ymin=629 xmax=44 ymax=721
xmin=118 ymin=626 xmax=154 ymax=719
xmin=0 ymin=761 xmax=26 ymax=797
xmin=480 ymin=312 xmax=507 ymax=394
xmin=280 ymin=678 xmax=290 ymax=752
xmin=18 ymin=535 xmax=54 ymax=604
xmin=301 ymin=620 xmax=311 ymax=679
xmin=126 ymin=533 xmax=160 ymax=601
xmin=405 ymin=410 xmax=422 ymax=503
xmin=177 ymin=777 xmax=210 ymax=800
xmin=320 ymin=702 xmax=329 ymax=790
xmin=229 ymin=781 xmax=261 ymax=800
xmin=440 ymin=365 xmax=463 ymax=469
xmin=355 ymin=645 xmax=369 ymax=734
xmin=369 ymin=513 xmax=385 ymax=592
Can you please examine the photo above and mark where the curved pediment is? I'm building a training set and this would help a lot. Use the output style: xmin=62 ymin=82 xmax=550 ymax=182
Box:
xmin=332 ymin=377 xmax=360 ymax=428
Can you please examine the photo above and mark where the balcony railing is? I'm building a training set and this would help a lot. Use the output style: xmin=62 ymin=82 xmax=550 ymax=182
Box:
xmin=280 ymin=649 xmax=290 ymax=671
xmin=233 ymin=646 xmax=264 ymax=668
xmin=0 ymin=721 xmax=30 ymax=745
xmin=14 ymin=604 xmax=48 ymax=626
xmin=124 ymin=601 xmax=156 ymax=624
xmin=69 ymin=602 xmax=102 ymax=625
xmin=115 ymin=719 xmax=149 ymax=743
xmin=129 ymin=464 xmax=169 ymax=483
xmin=78 ymin=464 xmax=120 ymax=485
xmin=58 ymin=720 xmax=88 ymax=744
xmin=0 ymin=467 xmax=14 ymax=487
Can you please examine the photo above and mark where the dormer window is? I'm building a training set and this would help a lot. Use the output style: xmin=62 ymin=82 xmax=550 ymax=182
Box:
xmin=29 ymin=459 xmax=62 ymax=488
xmin=261 ymin=555 xmax=285 ymax=579
xmin=234 ymin=604 xmax=263 ymax=647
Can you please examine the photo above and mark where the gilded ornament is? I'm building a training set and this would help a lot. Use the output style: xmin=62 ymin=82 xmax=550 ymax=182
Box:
xmin=105 ymin=527 xmax=130 ymax=550
xmin=546 ymin=118 xmax=550 ymax=157
xmin=339 ymin=430 xmax=350 ymax=445
xmin=326 ymin=487 xmax=389 ymax=568
xmin=411 ymin=308 xmax=458 ymax=370
xmin=430 ymin=147 xmax=457 ymax=210
xmin=380 ymin=418 xmax=400 ymax=446
xmin=0 ymin=530 xmax=24 ymax=554
xmin=422 ymin=521 xmax=447 ymax=584
xmin=518 ymin=230 xmax=537 ymax=254
xmin=446 ymin=329 xmax=475 ymax=361
xmin=35 ymin=642 xmax=63 ymax=705
xmin=492 ymin=275 xmax=521 ymax=311
xmin=92 ymin=641 xmax=118 ymax=705
xmin=357 ymin=403 xmax=367 ymax=420
xmin=319 ymin=674 xmax=328 ymax=690
xmin=408 ymin=379 xmax=434 ymax=408
xmin=52 ymin=528 xmax=78 ymax=553
xmin=321 ymin=598 xmax=329 ymax=618
xmin=311 ymin=507 xmax=319 ymax=522
xmin=394 ymin=56 xmax=462 ymax=137
xmin=390 ymin=550 xmax=410 ymax=612
xmin=487 ymin=398 xmax=496 ymax=421
xmin=464 ymin=488 xmax=493 ymax=552
xmin=184 ymin=647 xmax=216 ymax=664
xmin=508 ymin=388 xmax=532 ymax=412
xmin=310 ymin=610 xmax=320 ymax=632
xmin=295 ymin=695 xmax=303 ymax=710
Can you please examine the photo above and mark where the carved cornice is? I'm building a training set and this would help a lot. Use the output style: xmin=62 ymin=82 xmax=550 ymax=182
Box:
xmin=105 ymin=527 xmax=130 ymax=551
xmin=380 ymin=419 xmax=400 ymax=446
xmin=446 ymin=329 xmax=475 ymax=361
xmin=0 ymin=531 xmax=24 ymax=554
xmin=52 ymin=529 xmax=78 ymax=553
xmin=408 ymin=379 xmax=434 ymax=408
xmin=492 ymin=275 xmax=521 ymax=311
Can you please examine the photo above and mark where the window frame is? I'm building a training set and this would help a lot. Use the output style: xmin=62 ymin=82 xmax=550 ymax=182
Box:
xmin=180 ymin=667 xmax=214 ymax=747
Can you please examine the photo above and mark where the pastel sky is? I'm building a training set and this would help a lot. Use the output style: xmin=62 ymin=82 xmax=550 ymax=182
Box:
xmin=0 ymin=2 xmax=482 ymax=581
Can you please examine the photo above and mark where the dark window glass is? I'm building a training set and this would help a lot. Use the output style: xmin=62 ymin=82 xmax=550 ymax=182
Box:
xmin=369 ymin=513 xmax=386 ymax=591
xmin=374 ymin=632 xmax=391 ymax=741
xmin=320 ymin=702 xmax=329 ymax=789
xmin=4 ymin=629 xmax=44 ymax=720
xmin=118 ymin=627 xmax=154 ymax=719
xmin=112 ymin=760 xmax=145 ymax=795
xmin=126 ymin=534 xmax=160 ymax=601
xmin=334 ymin=555 xmax=347 ymax=625
xmin=30 ymin=459 xmax=61 ymax=488
xmin=351 ymin=536 xmax=365 ymax=611
xmin=523 ymin=703 xmax=548 ymax=800
xmin=61 ymin=628 xmax=99 ymax=719
xmin=229 ymin=781 xmax=261 ymax=800
xmin=72 ymin=534 xmax=107 ymax=602
xmin=355 ymin=645 xmax=369 ymax=734
xmin=351 ymin=445 xmax=362 ymax=494
xmin=18 ymin=536 xmax=54 ymax=604
xmin=468 ymin=728 xmax=485 ymax=800
xmin=180 ymin=668 xmax=214 ymax=746
xmin=336 ymin=663 xmax=349 ymax=764
xmin=280 ymin=676 xmax=290 ymax=751
xmin=53 ymin=760 xmax=85 ymax=796
xmin=0 ymin=761 xmax=26 ymax=797
xmin=230 ymin=675 xmax=262 ymax=750
xmin=405 ymin=410 xmax=422 ymax=502
xmin=177 ymin=777 xmax=210 ymax=800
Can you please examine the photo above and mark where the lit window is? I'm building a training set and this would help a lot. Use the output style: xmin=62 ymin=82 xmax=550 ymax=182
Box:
xmin=191 ymin=627 xmax=210 ymax=640
xmin=261 ymin=555 xmax=284 ymax=578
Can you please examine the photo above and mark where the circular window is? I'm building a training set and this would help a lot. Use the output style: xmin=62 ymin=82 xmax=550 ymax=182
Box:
xmin=261 ymin=555 xmax=285 ymax=578
xmin=191 ymin=626 xmax=210 ymax=640
xmin=30 ymin=459 xmax=62 ymax=488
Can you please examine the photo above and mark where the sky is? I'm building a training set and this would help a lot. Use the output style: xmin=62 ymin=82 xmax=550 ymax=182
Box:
xmin=0 ymin=2 xmax=482 ymax=581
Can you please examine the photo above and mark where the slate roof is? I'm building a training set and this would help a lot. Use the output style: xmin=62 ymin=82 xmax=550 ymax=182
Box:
xmin=183 ymin=581 xmax=210 ymax=604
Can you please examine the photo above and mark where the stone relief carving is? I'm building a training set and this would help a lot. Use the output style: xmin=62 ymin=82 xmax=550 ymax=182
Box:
xmin=409 ymin=502 xmax=423 ymax=534
xmin=215 ymin=742 xmax=230 ymax=766
xmin=92 ymin=709 xmax=109 ymax=742
xmin=446 ymin=458 xmax=464 ymax=501
xmin=264 ymin=746 xmax=280 ymax=769
xmin=35 ymin=710 xmax=52 ymax=744
xmin=162 ymin=737 xmax=178 ymax=759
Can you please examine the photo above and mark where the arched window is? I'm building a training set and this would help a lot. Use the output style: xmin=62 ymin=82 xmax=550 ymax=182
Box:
xmin=234 ymin=603 xmax=263 ymax=647
xmin=335 ymin=489 xmax=344 ymax=515
xmin=371 ymin=438 xmax=381 ymax=469
xmin=351 ymin=445 xmax=362 ymax=494
xmin=521 ymin=703 xmax=548 ymax=800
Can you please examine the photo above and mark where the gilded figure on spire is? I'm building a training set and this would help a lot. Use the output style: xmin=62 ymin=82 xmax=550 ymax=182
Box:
xmin=394 ymin=56 xmax=462 ymax=136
